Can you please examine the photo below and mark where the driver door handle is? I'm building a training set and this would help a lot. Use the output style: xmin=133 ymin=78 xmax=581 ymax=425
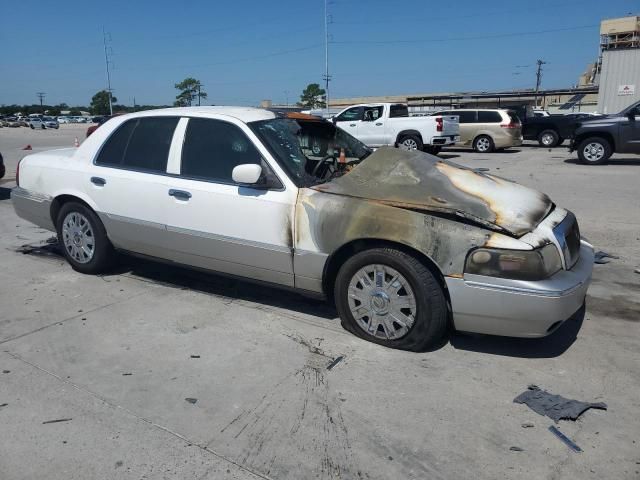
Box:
xmin=349 ymin=123 xmax=356 ymax=127
xmin=168 ymin=189 xmax=192 ymax=201
xmin=375 ymin=122 xmax=383 ymax=126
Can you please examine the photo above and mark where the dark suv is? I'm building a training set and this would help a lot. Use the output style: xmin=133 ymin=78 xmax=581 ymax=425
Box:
xmin=570 ymin=101 xmax=640 ymax=164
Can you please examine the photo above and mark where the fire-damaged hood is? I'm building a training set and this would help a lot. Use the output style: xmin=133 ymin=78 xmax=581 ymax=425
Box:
xmin=311 ymin=147 xmax=553 ymax=237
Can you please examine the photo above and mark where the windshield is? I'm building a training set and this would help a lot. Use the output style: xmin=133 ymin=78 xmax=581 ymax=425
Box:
xmin=249 ymin=118 xmax=372 ymax=187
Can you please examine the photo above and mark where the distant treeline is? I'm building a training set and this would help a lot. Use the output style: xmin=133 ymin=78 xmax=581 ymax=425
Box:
xmin=0 ymin=104 xmax=171 ymax=116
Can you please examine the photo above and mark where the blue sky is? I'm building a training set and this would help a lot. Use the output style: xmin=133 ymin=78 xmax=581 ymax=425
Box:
xmin=1 ymin=0 xmax=638 ymax=107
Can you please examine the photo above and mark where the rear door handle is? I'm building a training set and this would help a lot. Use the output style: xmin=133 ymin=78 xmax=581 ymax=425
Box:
xmin=90 ymin=176 xmax=106 ymax=186
xmin=349 ymin=123 xmax=356 ymax=127
xmin=168 ymin=189 xmax=192 ymax=200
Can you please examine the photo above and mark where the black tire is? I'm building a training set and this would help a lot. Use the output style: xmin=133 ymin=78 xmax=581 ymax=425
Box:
xmin=557 ymin=136 xmax=565 ymax=146
xmin=423 ymin=145 xmax=442 ymax=155
xmin=56 ymin=201 xmax=116 ymax=274
xmin=30 ymin=125 xmax=34 ymax=129
xmin=334 ymin=248 xmax=448 ymax=352
xmin=538 ymin=129 xmax=559 ymax=147
xmin=576 ymin=137 xmax=612 ymax=165
xmin=472 ymin=135 xmax=494 ymax=153
xmin=397 ymin=134 xmax=423 ymax=151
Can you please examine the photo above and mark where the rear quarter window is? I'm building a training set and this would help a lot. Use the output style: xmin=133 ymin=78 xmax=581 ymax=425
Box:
xmin=478 ymin=111 xmax=503 ymax=123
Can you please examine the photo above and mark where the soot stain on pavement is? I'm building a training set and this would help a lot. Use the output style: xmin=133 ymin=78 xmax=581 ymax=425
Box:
xmin=587 ymin=295 xmax=640 ymax=322
xmin=215 ymin=333 xmax=362 ymax=479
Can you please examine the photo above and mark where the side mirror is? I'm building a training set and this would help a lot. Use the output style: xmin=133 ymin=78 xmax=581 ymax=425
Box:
xmin=232 ymin=164 xmax=262 ymax=185
xmin=332 ymin=117 xmax=337 ymax=124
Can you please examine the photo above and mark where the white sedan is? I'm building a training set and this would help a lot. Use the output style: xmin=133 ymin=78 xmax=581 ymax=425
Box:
xmin=12 ymin=107 xmax=593 ymax=350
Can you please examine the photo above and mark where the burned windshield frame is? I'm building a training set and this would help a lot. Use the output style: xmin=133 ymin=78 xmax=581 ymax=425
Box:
xmin=249 ymin=118 xmax=372 ymax=187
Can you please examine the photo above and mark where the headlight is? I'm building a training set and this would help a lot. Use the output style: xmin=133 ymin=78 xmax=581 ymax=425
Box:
xmin=464 ymin=244 xmax=562 ymax=281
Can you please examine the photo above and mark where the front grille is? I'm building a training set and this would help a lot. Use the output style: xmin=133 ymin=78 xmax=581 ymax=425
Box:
xmin=553 ymin=212 xmax=581 ymax=269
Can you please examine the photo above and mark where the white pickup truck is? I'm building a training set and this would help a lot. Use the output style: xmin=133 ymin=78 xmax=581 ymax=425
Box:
xmin=333 ymin=103 xmax=459 ymax=154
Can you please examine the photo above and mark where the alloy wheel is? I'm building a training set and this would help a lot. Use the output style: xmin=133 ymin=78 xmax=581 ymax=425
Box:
xmin=583 ymin=142 xmax=605 ymax=162
xmin=476 ymin=137 xmax=491 ymax=152
xmin=400 ymin=138 xmax=418 ymax=151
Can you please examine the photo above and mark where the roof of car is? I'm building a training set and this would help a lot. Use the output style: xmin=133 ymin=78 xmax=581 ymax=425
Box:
xmin=122 ymin=106 xmax=277 ymax=123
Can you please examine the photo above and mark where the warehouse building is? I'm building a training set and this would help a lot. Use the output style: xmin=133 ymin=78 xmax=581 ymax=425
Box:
xmin=328 ymin=15 xmax=639 ymax=115
xmin=597 ymin=16 xmax=640 ymax=113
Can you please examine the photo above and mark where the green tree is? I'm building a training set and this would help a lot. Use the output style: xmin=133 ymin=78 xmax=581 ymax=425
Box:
xmin=174 ymin=77 xmax=207 ymax=107
xmin=90 ymin=90 xmax=117 ymax=115
xmin=298 ymin=83 xmax=326 ymax=109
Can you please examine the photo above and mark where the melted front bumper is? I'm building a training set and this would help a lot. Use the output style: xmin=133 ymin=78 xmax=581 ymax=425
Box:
xmin=446 ymin=241 xmax=594 ymax=337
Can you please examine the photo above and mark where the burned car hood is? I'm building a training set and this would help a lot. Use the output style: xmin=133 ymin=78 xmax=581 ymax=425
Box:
xmin=311 ymin=147 xmax=552 ymax=237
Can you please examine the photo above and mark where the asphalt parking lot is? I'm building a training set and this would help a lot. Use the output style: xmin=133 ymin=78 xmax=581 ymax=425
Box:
xmin=1 ymin=125 xmax=639 ymax=479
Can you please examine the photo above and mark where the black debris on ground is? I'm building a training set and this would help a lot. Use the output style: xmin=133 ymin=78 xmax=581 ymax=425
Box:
xmin=2 ymin=370 xmax=9 ymax=374
xmin=514 ymin=385 xmax=607 ymax=422
xmin=190 ymin=355 xmax=200 ymax=359
xmin=521 ymin=422 xmax=535 ymax=428
xmin=185 ymin=398 xmax=197 ymax=404
xmin=509 ymin=446 xmax=524 ymax=452
xmin=326 ymin=355 xmax=344 ymax=370
xmin=0 ymin=403 xmax=8 ymax=408
xmin=594 ymin=250 xmax=620 ymax=264
xmin=549 ymin=426 xmax=583 ymax=453
xmin=42 ymin=418 xmax=72 ymax=424
xmin=122 ymin=373 xmax=133 ymax=376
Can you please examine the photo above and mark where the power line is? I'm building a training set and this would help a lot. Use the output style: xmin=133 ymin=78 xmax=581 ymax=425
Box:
xmin=331 ymin=24 xmax=598 ymax=45
xmin=323 ymin=0 xmax=332 ymax=113
xmin=36 ymin=92 xmax=46 ymax=108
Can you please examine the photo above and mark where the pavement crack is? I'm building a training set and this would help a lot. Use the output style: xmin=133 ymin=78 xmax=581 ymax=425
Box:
xmin=0 ymin=289 xmax=152 ymax=346
xmin=3 ymin=350 xmax=274 ymax=480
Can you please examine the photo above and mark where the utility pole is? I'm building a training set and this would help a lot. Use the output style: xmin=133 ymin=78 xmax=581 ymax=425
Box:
xmin=534 ymin=59 xmax=547 ymax=107
xmin=103 ymin=27 xmax=114 ymax=115
xmin=36 ymin=92 xmax=46 ymax=110
xmin=197 ymin=84 xmax=202 ymax=106
xmin=322 ymin=0 xmax=332 ymax=114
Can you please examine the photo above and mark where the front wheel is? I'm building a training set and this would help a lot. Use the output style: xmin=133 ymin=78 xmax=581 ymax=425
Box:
xmin=473 ymin=135 xmax=494 ymax=153
xmin=334 ymin=248 xmax=448 ymax=351
xmin=56 ymin=201 xmax=116 ymax=274
xmin=577 ymin=137 xmax=612 ymax=165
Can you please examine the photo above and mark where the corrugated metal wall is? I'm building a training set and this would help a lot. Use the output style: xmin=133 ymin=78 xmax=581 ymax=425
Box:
xmin=597 ymin=49 xmax=640 ymax=113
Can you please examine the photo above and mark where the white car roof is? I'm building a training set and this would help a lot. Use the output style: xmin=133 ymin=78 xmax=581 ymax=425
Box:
xmin=119 ymin=106 xmax=277 ymax=124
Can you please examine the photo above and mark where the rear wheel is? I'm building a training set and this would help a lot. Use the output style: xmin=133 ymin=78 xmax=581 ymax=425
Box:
xmin=56 ymin=201 xmax=116 ymax=274
xmin=334 ymin=248 xmax=448 ymax=351
xmin=577 ymin=137 xmax=612 ymax=165
xmin=398 ymin=134 xmax=423 ymax=151
xmin=538 ymin=129 xmax=559 ymax=147
xmin=473 ymin=135 xmax=494 ymax=153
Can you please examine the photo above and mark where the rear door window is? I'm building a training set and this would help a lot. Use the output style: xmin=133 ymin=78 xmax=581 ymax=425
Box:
xmin=478 ymin=111 xmax=503 ymax=123
xmin=389 ymin=104 xmax=409 ymax=118
xmin=96 ymin=117 xmax=179 ymax=173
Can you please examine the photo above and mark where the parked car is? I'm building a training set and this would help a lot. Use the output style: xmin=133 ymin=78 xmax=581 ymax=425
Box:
xmin=12 ymin=107 xmax=593 ymax=351
xmin=57 ymin=116 xmax=71 ymax=124
xmin=28 ymin=117 xmax=46 ymax=129
xmin=569 ymin=100 xmax=640 ymax=165
xmin=18 ymin=117 xmax=31 ymax=127
xmin=430 ymin=109 xmax=522 ymax=152
xmin=333 ymin=103 xmax=459 ymax=154
xmin=5 ymin=117 xmax=22 ymax=127
xmin=42 ymin=116 xmax=59 ymax=129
